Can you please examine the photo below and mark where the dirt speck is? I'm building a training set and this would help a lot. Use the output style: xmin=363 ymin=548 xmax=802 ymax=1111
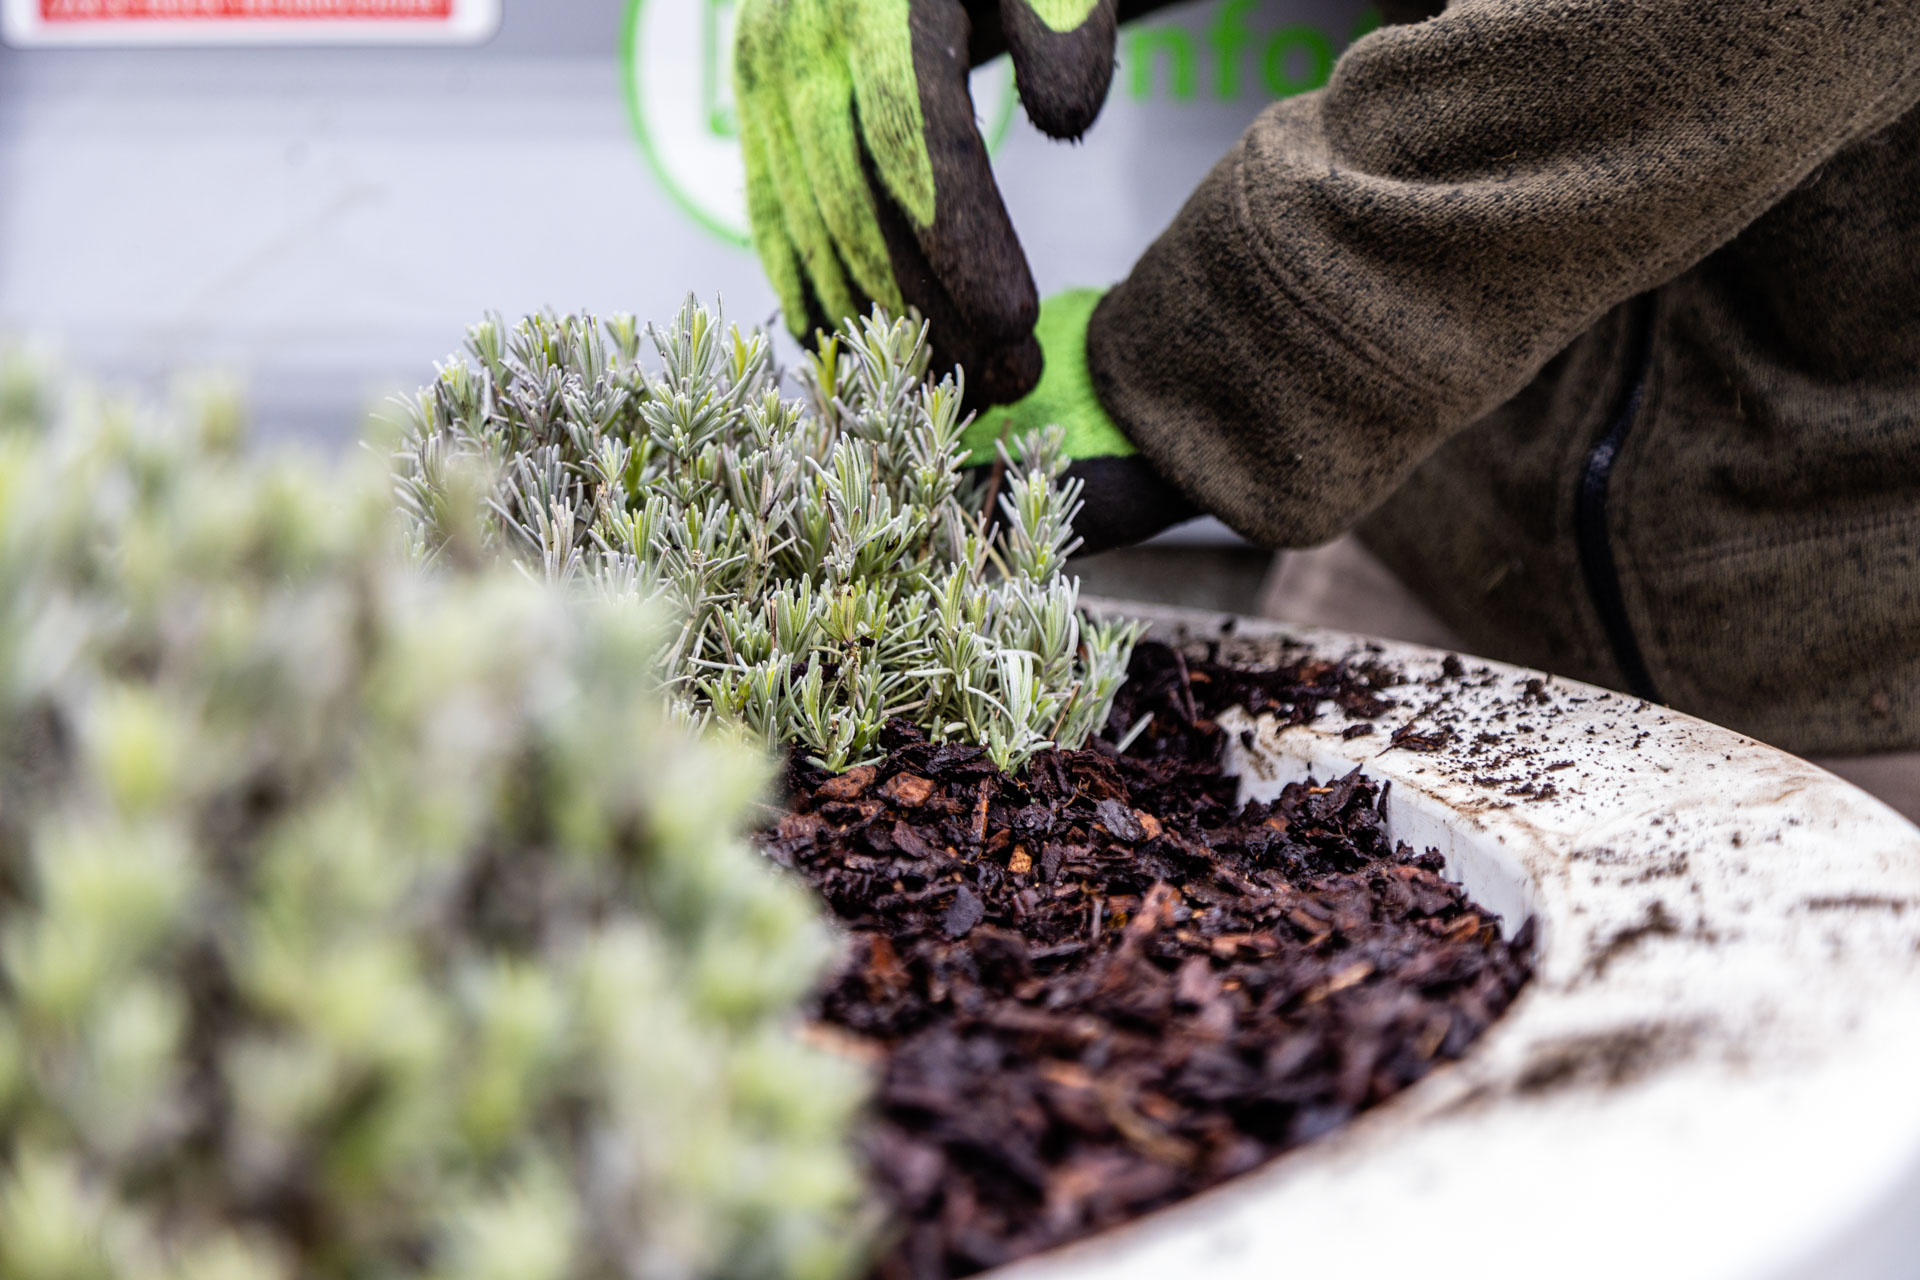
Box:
xmin=1803 ymin=895 xmax=1914 ymax=915
xmin=1515 ymin=1022 xmax=1698 ymax=1095
xmin=1583 ymin=901 xmax=1682 ymax=979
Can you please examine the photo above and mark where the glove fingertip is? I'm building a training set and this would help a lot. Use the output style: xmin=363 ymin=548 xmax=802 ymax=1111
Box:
xmin=1001 ymin=0 xmax=1117 ymax=141
xmin=1019 ymin=71 xmax=1114 ymax=141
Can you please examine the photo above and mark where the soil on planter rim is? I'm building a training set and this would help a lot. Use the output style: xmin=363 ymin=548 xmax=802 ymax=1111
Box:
xmin=759 ymin=641 xmax=1536 ymax=1280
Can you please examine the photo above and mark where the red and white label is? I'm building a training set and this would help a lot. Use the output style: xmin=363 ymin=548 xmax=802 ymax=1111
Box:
xmin=4 ymin=0 xmax=498 ymax=43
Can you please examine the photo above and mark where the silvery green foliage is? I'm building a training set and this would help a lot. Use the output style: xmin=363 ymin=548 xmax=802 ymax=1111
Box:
xmin=0 ymin=353 xmax=868 ymax=1280
xmin=393 ymin=300 xmax=1140 ymax=772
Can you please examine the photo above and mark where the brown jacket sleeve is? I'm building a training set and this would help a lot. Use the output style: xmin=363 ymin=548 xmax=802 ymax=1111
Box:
xmin=1088 ymin=0 xmax=1920 ymax=546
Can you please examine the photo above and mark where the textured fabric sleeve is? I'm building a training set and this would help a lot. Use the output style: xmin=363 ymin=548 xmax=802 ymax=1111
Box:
xmin=1087 ymin=0 xmax=1920 ymax=546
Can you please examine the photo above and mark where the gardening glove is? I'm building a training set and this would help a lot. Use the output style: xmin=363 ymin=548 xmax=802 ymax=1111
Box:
xmin=734 ymin=0 xmax=1120 ymax=407
xmin=963 ymin=289 xmax=1198 ymax=554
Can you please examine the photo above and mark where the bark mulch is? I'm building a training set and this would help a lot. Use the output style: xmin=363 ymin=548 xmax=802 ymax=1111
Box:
xmin=758 ymin=641 xmax=1535 ymax=1279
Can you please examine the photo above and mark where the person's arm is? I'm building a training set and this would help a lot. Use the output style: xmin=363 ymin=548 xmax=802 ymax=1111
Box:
xmin=1088 ymin=0 xmax=1920 ymax=546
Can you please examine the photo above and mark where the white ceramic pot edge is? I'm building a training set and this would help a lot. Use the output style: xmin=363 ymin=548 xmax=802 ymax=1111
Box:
xmin=984 ymin=600 xmax=1920 ymax=1280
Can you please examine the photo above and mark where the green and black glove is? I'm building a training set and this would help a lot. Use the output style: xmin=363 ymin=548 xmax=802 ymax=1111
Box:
xmin=733 ymin=0 xmax=1119 ymax=406
xmin=963 ymin=289 xmax=1198 ymax=554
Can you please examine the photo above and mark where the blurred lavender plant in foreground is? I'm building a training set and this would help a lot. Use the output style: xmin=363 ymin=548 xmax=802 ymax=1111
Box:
xmin=0 ymin=350 xmax=869 ymax=1280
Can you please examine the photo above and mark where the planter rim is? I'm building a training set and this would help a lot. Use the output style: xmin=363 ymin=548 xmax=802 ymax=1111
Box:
xmin=990 ymin=600 xmax=1920 ymax=1280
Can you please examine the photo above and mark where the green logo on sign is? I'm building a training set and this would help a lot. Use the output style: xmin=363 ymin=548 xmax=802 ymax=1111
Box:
xmin=1125 ymin=3 xmax=1380 ymax=100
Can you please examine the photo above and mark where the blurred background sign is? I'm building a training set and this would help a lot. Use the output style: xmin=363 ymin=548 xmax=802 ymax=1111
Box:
xmin=3 ymin=0 xmax=502 ymax=46
xmin=0 ymin=0 xmax=1374 ymax=451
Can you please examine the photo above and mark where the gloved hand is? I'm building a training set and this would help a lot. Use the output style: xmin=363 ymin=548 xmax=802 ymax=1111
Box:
xmin=733 ymin=0 xmax=1119 ymax=407
xmin=963 ymin=289 xmax=1198 ymax=554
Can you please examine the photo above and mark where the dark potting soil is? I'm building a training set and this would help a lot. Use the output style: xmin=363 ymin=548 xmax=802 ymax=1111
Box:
xmin=758 ymin=641 xmax=1535 ymax=1279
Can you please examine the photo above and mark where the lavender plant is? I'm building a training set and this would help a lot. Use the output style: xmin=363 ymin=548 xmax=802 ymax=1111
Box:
xmin=0 ymin=353 xmax=869 ymax=1280
xmin=392 ymin=301 xmax=1139 ymax=772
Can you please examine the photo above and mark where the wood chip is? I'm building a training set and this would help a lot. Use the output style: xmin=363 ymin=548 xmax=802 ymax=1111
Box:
xmin=1305 ymin=959 xmax=1375 ymax=1004
xmin=1099 ymin=1084 xmax=1198 ymax=1168
xmin=816 ymin=764 xmax=877 ymax=801
xmin=1038 ymin=1060 xmax=1094 ymax=1091
xmin=1093 ymin=797 xmax=1144 ymax=842
xmin=1389 ymin=722 xmax=1452 ymax=752
xmin=774 ymin=811 xmax=825 ymax=841
xmin=943 ymin=886 xmax=985 ymax=938
xmin=1208 ymin=931 xmax=1278 ymax=958
xmin=864 ymin=934 xmax=907 ymax=990
xmin=1007 ymin=845 xmax=1033 ymax=875
xmin=881 ymin=772 xmax=936 ymax=807
xmin=795 ymin=1020 xmax=885 ymax=1065
xmin=1174 ymin=955 xmax=1220 ymax=1006
xmin=891 ymin=820 xmax=940 ymax=860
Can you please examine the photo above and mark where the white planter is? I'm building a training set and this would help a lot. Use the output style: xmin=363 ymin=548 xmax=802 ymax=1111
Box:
xmin=996 ymin=602 xmax=1920 ymax=1280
